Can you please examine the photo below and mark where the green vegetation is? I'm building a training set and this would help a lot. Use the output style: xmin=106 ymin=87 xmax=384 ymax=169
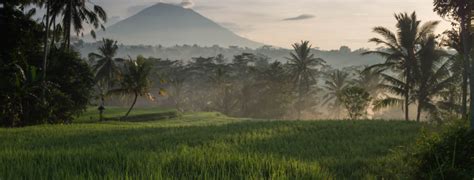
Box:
xmin=410 ymin=120 xmax=474 ymax=179
xmin=375 ymin=120 xmax=474 ymax=179
xmin=75 ymin=107 xmax=178 ymax=123
xmin=364 ymin=12 xmax=441 ymax=122
xmin=0 ymin=108 xmax=421 ymax=179
xmin=110 ymin=56 xmax=155 ymax=118
xmin=340 ymin=86 xmax=372 ymax=120
xmin=1 ymin=0 xmax=473 ymax=178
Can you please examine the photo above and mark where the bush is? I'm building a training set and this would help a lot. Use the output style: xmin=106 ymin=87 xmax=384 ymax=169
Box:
xmin=339 ymin=86 xmax=371 ymax=119
xmin=47 ymin=49 xmax=95 ymax=123
xmin=372 ymin=120 xmax=474 ymax=179
xmin=411 ymin=120 xmax=474 ymax=179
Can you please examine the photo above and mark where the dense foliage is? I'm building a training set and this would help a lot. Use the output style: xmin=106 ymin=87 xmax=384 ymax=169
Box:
xmin=146 ymin=53 xmax=299 ymax=119
xmin=411 ymin=120 xmax=474 ymax=179
xmin=374 ymin=120 xmax=474 ymax=179
xmin=0 ymin=4 xmax=94 ymax=126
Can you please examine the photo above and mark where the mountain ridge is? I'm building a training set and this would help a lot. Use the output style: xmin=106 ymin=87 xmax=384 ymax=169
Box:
xmin=90 ymin=3 xmax=264 ymax=48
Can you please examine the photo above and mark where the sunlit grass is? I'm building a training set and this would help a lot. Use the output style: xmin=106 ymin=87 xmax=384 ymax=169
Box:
xmin=0 ymin=108 xmax=422 ymax=179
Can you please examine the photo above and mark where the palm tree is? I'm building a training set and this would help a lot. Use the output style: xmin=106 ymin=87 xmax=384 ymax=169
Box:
xmin=363 ymin=12 xmax=439 ymax=121
xmin=287 ymin=41 xmax=325 ymax=119
xmin=322 ymin=70 xmax=351 ymax=118
xmin=41 ymin=0 xmax=51 ymax=102
xmin=441 ymin=28 xmax=471 ymax=119
xmin=30 ymin=0 xmax=106 ymax=105
xmin=356 ymin=68 xmax=384 ymax=118
xmin=434 ymin=0 xmax=474 ymax=128
xmin=357 ymin=68 xmax=384 ymax=97
xmin=112 ymin=56 xmax=153 ymax=118
xmin=413 ymin=35 xmax=454 ymax=122
xmin=88 ymin=38 xmax=122 ymax=120
xmin=48 ymin=0 xmax=107 ymax=49
xmin=373 ymin=73 xmax=408 ymax=108
xmin=89 ymin=38 xmax=122 ymax=83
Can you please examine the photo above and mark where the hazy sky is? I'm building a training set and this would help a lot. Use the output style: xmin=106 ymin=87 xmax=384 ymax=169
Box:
xmin=93 ymin=0 xmax=451 ymax=50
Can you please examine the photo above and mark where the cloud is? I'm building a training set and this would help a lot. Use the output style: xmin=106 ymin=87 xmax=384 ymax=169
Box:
xmin=181 ymin=0 xmax=195 ymax=8
xmin=283 ymin=14 xmax=315 ymax=21
xmin=193 ymin=5 xmax=222 ymax=11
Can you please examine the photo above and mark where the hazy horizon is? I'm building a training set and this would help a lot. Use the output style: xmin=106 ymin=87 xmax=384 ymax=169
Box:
xmin=93 ymin=0 xmax=451 ymax=50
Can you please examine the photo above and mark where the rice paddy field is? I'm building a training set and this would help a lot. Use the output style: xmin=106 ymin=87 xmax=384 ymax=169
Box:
xmin=0 ymin=107 xmax=423 ymax=179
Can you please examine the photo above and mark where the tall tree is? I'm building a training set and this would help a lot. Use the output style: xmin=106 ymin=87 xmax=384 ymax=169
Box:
xmin=48 ymin=0 xmax=107 ymax=49
xmin=89 ymin=38 xmax=122 ymax=85
xmin=434 ymin=0 xmax=474 ymax=129
xmin=322 ymin=69 xmax=351 ymax=118
xmin=441 ymin=28 xmax=471 ymax=119
xmin=364 ymin=12 xmax=439 ymax=121
xmin=356 ymin=67 xmax=384 ymax=98
xmin=41 ymin=0 xmax=51 ymax=103
xmin=88 ymin=38 xmax=123 ymax=115
xmin=287 ymin=41 xmax=325 ymax=119
xmin=413 ymin=35 xmax=454 ymax=122
xmin=111 ymin=56 xmax=153 ymax=118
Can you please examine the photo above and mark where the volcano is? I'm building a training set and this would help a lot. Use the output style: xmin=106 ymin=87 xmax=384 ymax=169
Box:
xmin=92 ymin=3 xmax=264 ymax=48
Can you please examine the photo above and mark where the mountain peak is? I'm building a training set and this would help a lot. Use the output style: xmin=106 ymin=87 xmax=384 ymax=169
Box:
xmin=90 ymin=3 xmax=263 ymax=48
xmin=140 ymin=3 xmax=188 ymax=14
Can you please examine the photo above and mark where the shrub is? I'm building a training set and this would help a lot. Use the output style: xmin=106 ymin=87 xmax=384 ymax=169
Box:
xmin=339 ymin=86 xmax=371 ymax=119
xmin=373 ymin=120 xmax=474 ymax=179
xmin=411 ymin=120 xmax=474 ymax=179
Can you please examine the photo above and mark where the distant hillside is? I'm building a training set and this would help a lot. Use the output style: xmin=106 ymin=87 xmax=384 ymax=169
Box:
xmin=87 ymin=3 xmax=263 ymax=48
xmin=75 ymin=42 xmax=384 ymax=68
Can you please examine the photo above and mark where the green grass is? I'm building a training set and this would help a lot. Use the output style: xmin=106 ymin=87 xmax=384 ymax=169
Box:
xmin=76 ymin=106 xmax=178 ymax=123
xmin=0 ymin=108 xmax=423 ymax=179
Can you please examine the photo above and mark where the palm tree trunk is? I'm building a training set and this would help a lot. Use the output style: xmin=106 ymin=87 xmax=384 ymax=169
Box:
xmin=416 ymin=103 xmax=422 ymax=122
xmin=297 ymin=84 xmax=303 ymax=120
xmin=124 ymin=92 xmax=138 ymax=119
xmin=461 ymin=15 xmax=474 ymax=130
xmin=49 ymin=17 xmax=56 ymax=50
xmin=63 ymin=0 xmax=72 ymax=50
xmin=405 ymin=68 xmax=410 ymax=121
xmin=462 ymin=61 xmax=468 ymax=119
xmin=42 ymin=0 xmax=50 ymax=103
xmin=98 ymin=95 xmax=105 ymax=121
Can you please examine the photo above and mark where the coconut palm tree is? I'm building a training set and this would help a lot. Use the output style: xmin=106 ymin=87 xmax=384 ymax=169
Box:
xmin=363 ymin=12 xmax=439 ymax=121
xmin=441 ymin=28 xmax=472 ymax=119
xmin=111 ymin=56 xmax=153 ymax=118
xmin=48 ymin=0 xmax=107 ymax=49
xmin=322 ymin=69 xmax=351 ymax=118
xmin=287 ymin=41 xmax=325 ymax=119
xmin=413 ymin=34 xmax=454 ymax=122
xmin=88 ymin=38 xmax=122 ymax=119
xmin=356 ymin=67 xmax=384 ymax=98
xmin=355 ymin=68 xmax=384 ymax=118
xmin=89 ymin=39 xmax=122 ymax=88
xmin=434 ymin=0 xmax=474 ymax=128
